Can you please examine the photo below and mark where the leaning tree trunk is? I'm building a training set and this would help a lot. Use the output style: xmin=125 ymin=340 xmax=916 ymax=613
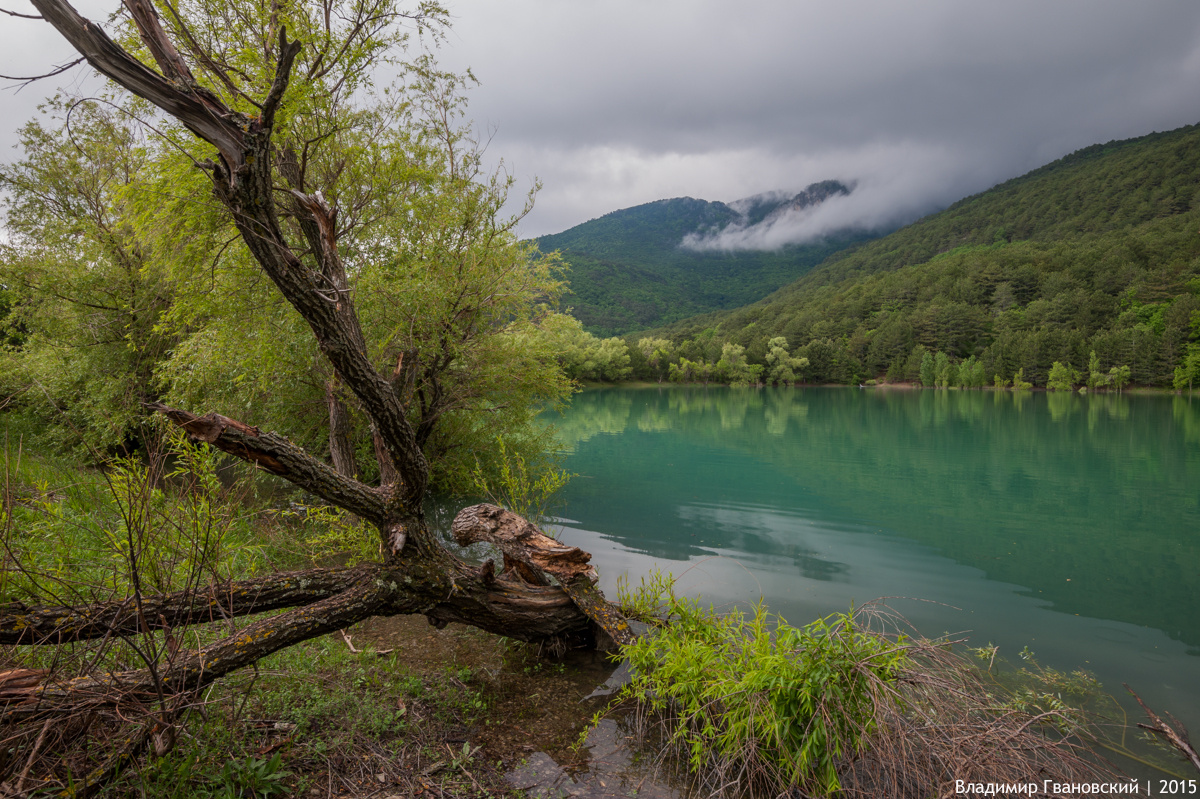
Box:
xmin=3 ymin=0 xmax=634 ymax=791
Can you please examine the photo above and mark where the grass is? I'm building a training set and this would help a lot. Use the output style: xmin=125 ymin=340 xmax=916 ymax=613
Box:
xmin=611 ymin=571 xmax=1130 ymax=799
xmin=0 ymin=427 xmax=548 ymax=797
xmin=120 ymin=634 xmax=512 ymax=798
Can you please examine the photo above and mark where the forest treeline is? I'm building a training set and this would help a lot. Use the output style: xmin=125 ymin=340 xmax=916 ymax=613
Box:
xmin=545 ymin=123 xmax=1200 ymax=390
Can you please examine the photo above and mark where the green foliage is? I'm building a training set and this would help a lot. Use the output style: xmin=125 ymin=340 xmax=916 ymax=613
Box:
xmin=1 ymin=22 xmax=574 ymax=491
xmin=957 ymin=355 xmax=986 ymax=388
xmin=764 ymin=336 xmax=808 ymax=385
xmin=1047 ymin=361 xmax=1080 ymax=391
xmin=715 ymin=342 xmax=762 ymax=387
xmin=668 ymin=356 xmax=713 ymax=385
xmin=1173 ymin=344 xmax=1200 ymax=390
xmin=470 ymin=436 xmax=573 ymax=527
xmin=290 ymin=504 xmax=376 ymax=564
xmin=637 ymin=337 xmax=675 ymax=382
xmin=0 ymin=99 xmax=172 ymax=453
xmin=617 ymin=574 xmax=907 ymax=796
xmin=1012 ymin=368 xmax=1033 ymax=390
xmin=967 ymin=645 xmax=1106 ymax=738
xmin=213 ymin=754 xmax=292 ymax=799
xmin=919 ymin=350 xmax=936 ymax=387
xmin=535 ymin=312 xmax=632 ymax=383
xmin=933 ymin=351 xmax=955 ymax=388
xmin=0 ymin=431 xmax=294 ymax=605
xmin=1087 ymin=351 xmax=1110 ymax=390
xmin=1108 ymin=364 xmax=1132 ymax=392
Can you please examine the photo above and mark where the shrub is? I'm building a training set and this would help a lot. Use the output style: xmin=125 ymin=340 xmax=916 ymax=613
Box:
xmin=618 ymin=576 xmax=906 ymax=795
xmin=614 ymin=573 xmax=1124 ymax=798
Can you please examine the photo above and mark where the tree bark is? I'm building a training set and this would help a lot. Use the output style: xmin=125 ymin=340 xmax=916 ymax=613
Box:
xmin=326 ymin=378 xmax=357 ymax=480
xmin=0 ymin=566 xmax=370 ymax=645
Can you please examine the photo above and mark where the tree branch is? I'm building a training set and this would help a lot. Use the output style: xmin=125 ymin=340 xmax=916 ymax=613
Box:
xmin=147 ymin=402 xmax=387 ymax=523
xmin=0 ymin=557 xmax=618 ymax=720
xmin=0 ymin=565 xmax=375 ymax=645
xmin=0 ymin=56 xmax=84 ymax=83
xmin=120 ymin=0 xmax=195 ymax=84
xmin=2 ymin=577 xmax=393 ymax=721
xmin=0 ymin=5 xmax=42 ymax=17
xmin=261 ymin=26 xmax=302 ymax=130
xmin=1126 ymin=684 xmax=1200 ymax=774
xmin=29 ymin=0 xmax=245 ymax=169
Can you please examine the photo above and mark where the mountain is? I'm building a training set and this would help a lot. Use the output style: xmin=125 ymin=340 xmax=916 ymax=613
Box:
xmin=536 ymin=182 xmax=878 ymax=337
xmin=649 ymin=123 xmax=1200 ymax=387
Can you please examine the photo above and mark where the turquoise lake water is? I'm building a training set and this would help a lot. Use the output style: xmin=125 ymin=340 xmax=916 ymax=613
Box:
xmin=545 ymin=385 xmax=1200 ymax=762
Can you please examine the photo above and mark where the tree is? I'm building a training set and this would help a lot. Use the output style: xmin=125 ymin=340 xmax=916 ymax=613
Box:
xmin=1173 ymin=344 xmax=1200 ymax=391
xmin=1 ymin=0 xmax=632 ymax=787
xmin=1109 ymin=364 xmax=1132 ymax=392
xmin=638 ymin=337 xmax=674 ymax=382
xmin=0 ymin=100 xmax=173 ymax=453
xmin=716 ymin=342 xmax=761 ymax=387
xmin=919 ymin=349 xmax=936 ymax=387
xmin=932 ymin=351 xmax=953 ymax=388
xmin=1047 ymin=361 xmax=1079 ymax=391
xmin=1087 ymin=351 xmax=1112 ymax=391
xmin=544 ymin=313 xmax=632 ymax=382
xmin=765 ymin=336 xmax=808 ymax=385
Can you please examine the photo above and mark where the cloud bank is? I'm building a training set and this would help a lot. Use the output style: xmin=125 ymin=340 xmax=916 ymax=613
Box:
xmin=4 ymin=0 xmax=1200 ymax=244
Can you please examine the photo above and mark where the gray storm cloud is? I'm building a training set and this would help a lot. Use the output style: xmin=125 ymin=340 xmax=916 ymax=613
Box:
xmin=5 ymin=0 xmax=1200 ymax=243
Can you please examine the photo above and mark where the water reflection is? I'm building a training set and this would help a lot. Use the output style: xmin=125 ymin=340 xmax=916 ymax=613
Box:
xmin=545 ymin=386 xmax=1200 ymax=730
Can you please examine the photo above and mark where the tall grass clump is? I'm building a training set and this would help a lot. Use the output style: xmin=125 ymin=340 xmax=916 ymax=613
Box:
xmin=616 ymin=573 xmax=1123 ymax=798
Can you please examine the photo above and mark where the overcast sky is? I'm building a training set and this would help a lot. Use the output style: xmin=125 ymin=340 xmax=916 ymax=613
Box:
xmin=5 ymin=0 xmax=1200 ymax=241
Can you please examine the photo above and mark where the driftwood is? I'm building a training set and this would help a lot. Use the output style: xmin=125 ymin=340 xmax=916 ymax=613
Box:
xmin=453 ymin=504 xmax=636 ymax=647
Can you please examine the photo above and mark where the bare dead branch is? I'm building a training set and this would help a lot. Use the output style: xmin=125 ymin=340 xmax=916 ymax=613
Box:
xmin=1 ymin=577 xmax=393 ymax=721
xmin=339 ymin=628 xmax=392 ymax=655
xmin=29 ymin=0 xmax=246 ymax=169
xmin=452 ymin=503 xmax=634 ymax=646
xmin=452 ymin=503 xmax=594 ymax=583
xmin=120 ymin=0 xmax=195 ymax=84
xmin=0 ymin=56 xmax=84 ymax=83
xmin=0 ymin=5 xmax=42 ymax=17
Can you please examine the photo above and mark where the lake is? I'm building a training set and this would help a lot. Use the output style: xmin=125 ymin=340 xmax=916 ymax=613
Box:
xmin=545 ymin=385 xmax=1200 ymax=767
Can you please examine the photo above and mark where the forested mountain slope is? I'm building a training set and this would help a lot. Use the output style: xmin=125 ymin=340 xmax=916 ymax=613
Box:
xmin=650 ymin=123 xmax=1200 ymax=387
xmin=536 ymin=186 xmax=878 ymax=336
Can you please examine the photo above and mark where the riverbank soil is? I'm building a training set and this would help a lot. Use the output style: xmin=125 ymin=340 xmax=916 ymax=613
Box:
xmin=99 ymin=615 xmax=623 ymax=797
